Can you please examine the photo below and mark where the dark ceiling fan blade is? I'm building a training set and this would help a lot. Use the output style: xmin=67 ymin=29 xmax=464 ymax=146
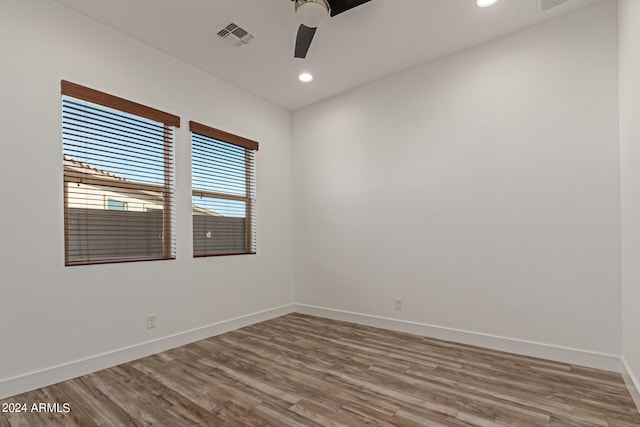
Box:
xmin=295 ymin=24 xmax=317 ymax=58
xmin=327 ymin=0 xmax=371 ymax=17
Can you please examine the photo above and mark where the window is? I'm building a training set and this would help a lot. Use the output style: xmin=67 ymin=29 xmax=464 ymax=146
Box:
xmin=61 ymin=80 xmax=180 ymax=265
xmin=106 ymin=199 xmax=126 ymax=211
xmin=190 ymin=121 xmax=258 ymax=256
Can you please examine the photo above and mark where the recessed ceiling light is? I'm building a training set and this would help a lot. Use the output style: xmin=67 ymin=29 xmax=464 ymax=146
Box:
xmin=299 ymin=72 xmax=314 ymax=82
xmin=476 ymin=0 xmax=498 ymax=7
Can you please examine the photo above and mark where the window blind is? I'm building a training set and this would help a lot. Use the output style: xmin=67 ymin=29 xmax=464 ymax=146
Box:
xmin=61 ymin=80 xmax=179 ymax=265
xmin=190 ymin=121 xmax=258 ymax=257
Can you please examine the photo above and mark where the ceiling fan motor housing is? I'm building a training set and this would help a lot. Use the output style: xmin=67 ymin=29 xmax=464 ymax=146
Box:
xmin=295 ymin=0 xmax=330 ymax=28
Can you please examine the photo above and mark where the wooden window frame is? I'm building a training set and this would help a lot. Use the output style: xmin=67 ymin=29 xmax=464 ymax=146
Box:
xmin=61 ymin=80 xmax=180 ymax=266
xmin=190 ymin=121 xmax=258 ymax=257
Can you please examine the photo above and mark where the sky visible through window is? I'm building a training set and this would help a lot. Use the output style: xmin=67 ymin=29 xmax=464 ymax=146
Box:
xmin=62 ymin=96 xmax=166 ymax=185
xmin=62 ymin=96 xmax=246 ymax=217
xmin=192 ymin=133 xmax=248 ymax=218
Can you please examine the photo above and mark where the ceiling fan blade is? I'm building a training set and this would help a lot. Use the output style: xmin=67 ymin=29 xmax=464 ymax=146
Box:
xmin=327 ymin=0 xmax=371 ymax=17
xmin=295 ymin=24 xmax=317 ymax=58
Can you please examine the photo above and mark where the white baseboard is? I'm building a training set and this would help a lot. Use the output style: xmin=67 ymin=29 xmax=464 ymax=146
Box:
xmin=294 ymin=304 xmax=621 ymax=372
xmin=1 ymin=303 xmax=626 ymax=401
xmin=0 ymin=304 xmax=294 ymax=400
xmin=621 ymin=357 xmax=640 ymax=412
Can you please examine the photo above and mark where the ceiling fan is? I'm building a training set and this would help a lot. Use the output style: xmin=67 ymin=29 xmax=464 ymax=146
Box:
xmin=291 ymin=0 xmax=372 ymax=58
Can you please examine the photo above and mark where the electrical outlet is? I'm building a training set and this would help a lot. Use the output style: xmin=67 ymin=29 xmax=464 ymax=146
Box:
xmin=394 ymin=298 xmax=402 ymax=311
xmin=146 ymin=313 xmax=157 ymax=329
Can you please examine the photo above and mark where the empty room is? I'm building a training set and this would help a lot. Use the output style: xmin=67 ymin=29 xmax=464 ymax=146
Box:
xmin=1 ymin=0 xmax=640 ymax=425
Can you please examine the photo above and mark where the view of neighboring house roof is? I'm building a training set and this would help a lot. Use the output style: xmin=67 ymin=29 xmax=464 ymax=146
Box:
xmin=63 ymin=155 xmax=135 ymax=186
xmin=63 ymin=156 xmax=221 ymax=216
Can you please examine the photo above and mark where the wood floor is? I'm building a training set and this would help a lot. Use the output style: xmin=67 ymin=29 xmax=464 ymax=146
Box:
xmin=1 ymin=313 xmax=639 ymax=427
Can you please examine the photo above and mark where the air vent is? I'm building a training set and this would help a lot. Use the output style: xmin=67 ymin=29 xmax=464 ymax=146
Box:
xmin=538 ymin=0 xmax=569 ymax=12
xmin=217 ymin=23 xmax=254 ymax=47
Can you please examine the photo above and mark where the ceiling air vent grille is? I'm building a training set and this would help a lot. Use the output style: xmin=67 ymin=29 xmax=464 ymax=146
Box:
xmin=538 ymin=0 xmax=569 ymax=12
xmin=217 ymin=23 xmax=254 ymax=47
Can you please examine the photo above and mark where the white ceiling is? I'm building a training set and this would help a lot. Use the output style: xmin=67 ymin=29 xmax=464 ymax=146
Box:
xmin=52 ymin=0 xmax=599 ymax=111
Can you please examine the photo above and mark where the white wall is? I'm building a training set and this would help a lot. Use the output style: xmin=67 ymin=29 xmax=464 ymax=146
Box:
xmin=0 ymin=0 xmax=293 ymax=398
xmin=619 ymin=0 xmax=640 ymax=406
xmin=293 ymin=0 xmax=621 ymax=367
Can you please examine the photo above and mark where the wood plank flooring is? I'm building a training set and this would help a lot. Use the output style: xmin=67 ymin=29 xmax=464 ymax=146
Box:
xmin=1 ymin=313 xmax=639 ymax=426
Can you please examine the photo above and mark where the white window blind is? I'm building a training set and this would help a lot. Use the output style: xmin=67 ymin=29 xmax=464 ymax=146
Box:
xmin=190 ymin=121 xmax=258 ymax=257
xmin=61 ymin=80 xmax=180 ymax=265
